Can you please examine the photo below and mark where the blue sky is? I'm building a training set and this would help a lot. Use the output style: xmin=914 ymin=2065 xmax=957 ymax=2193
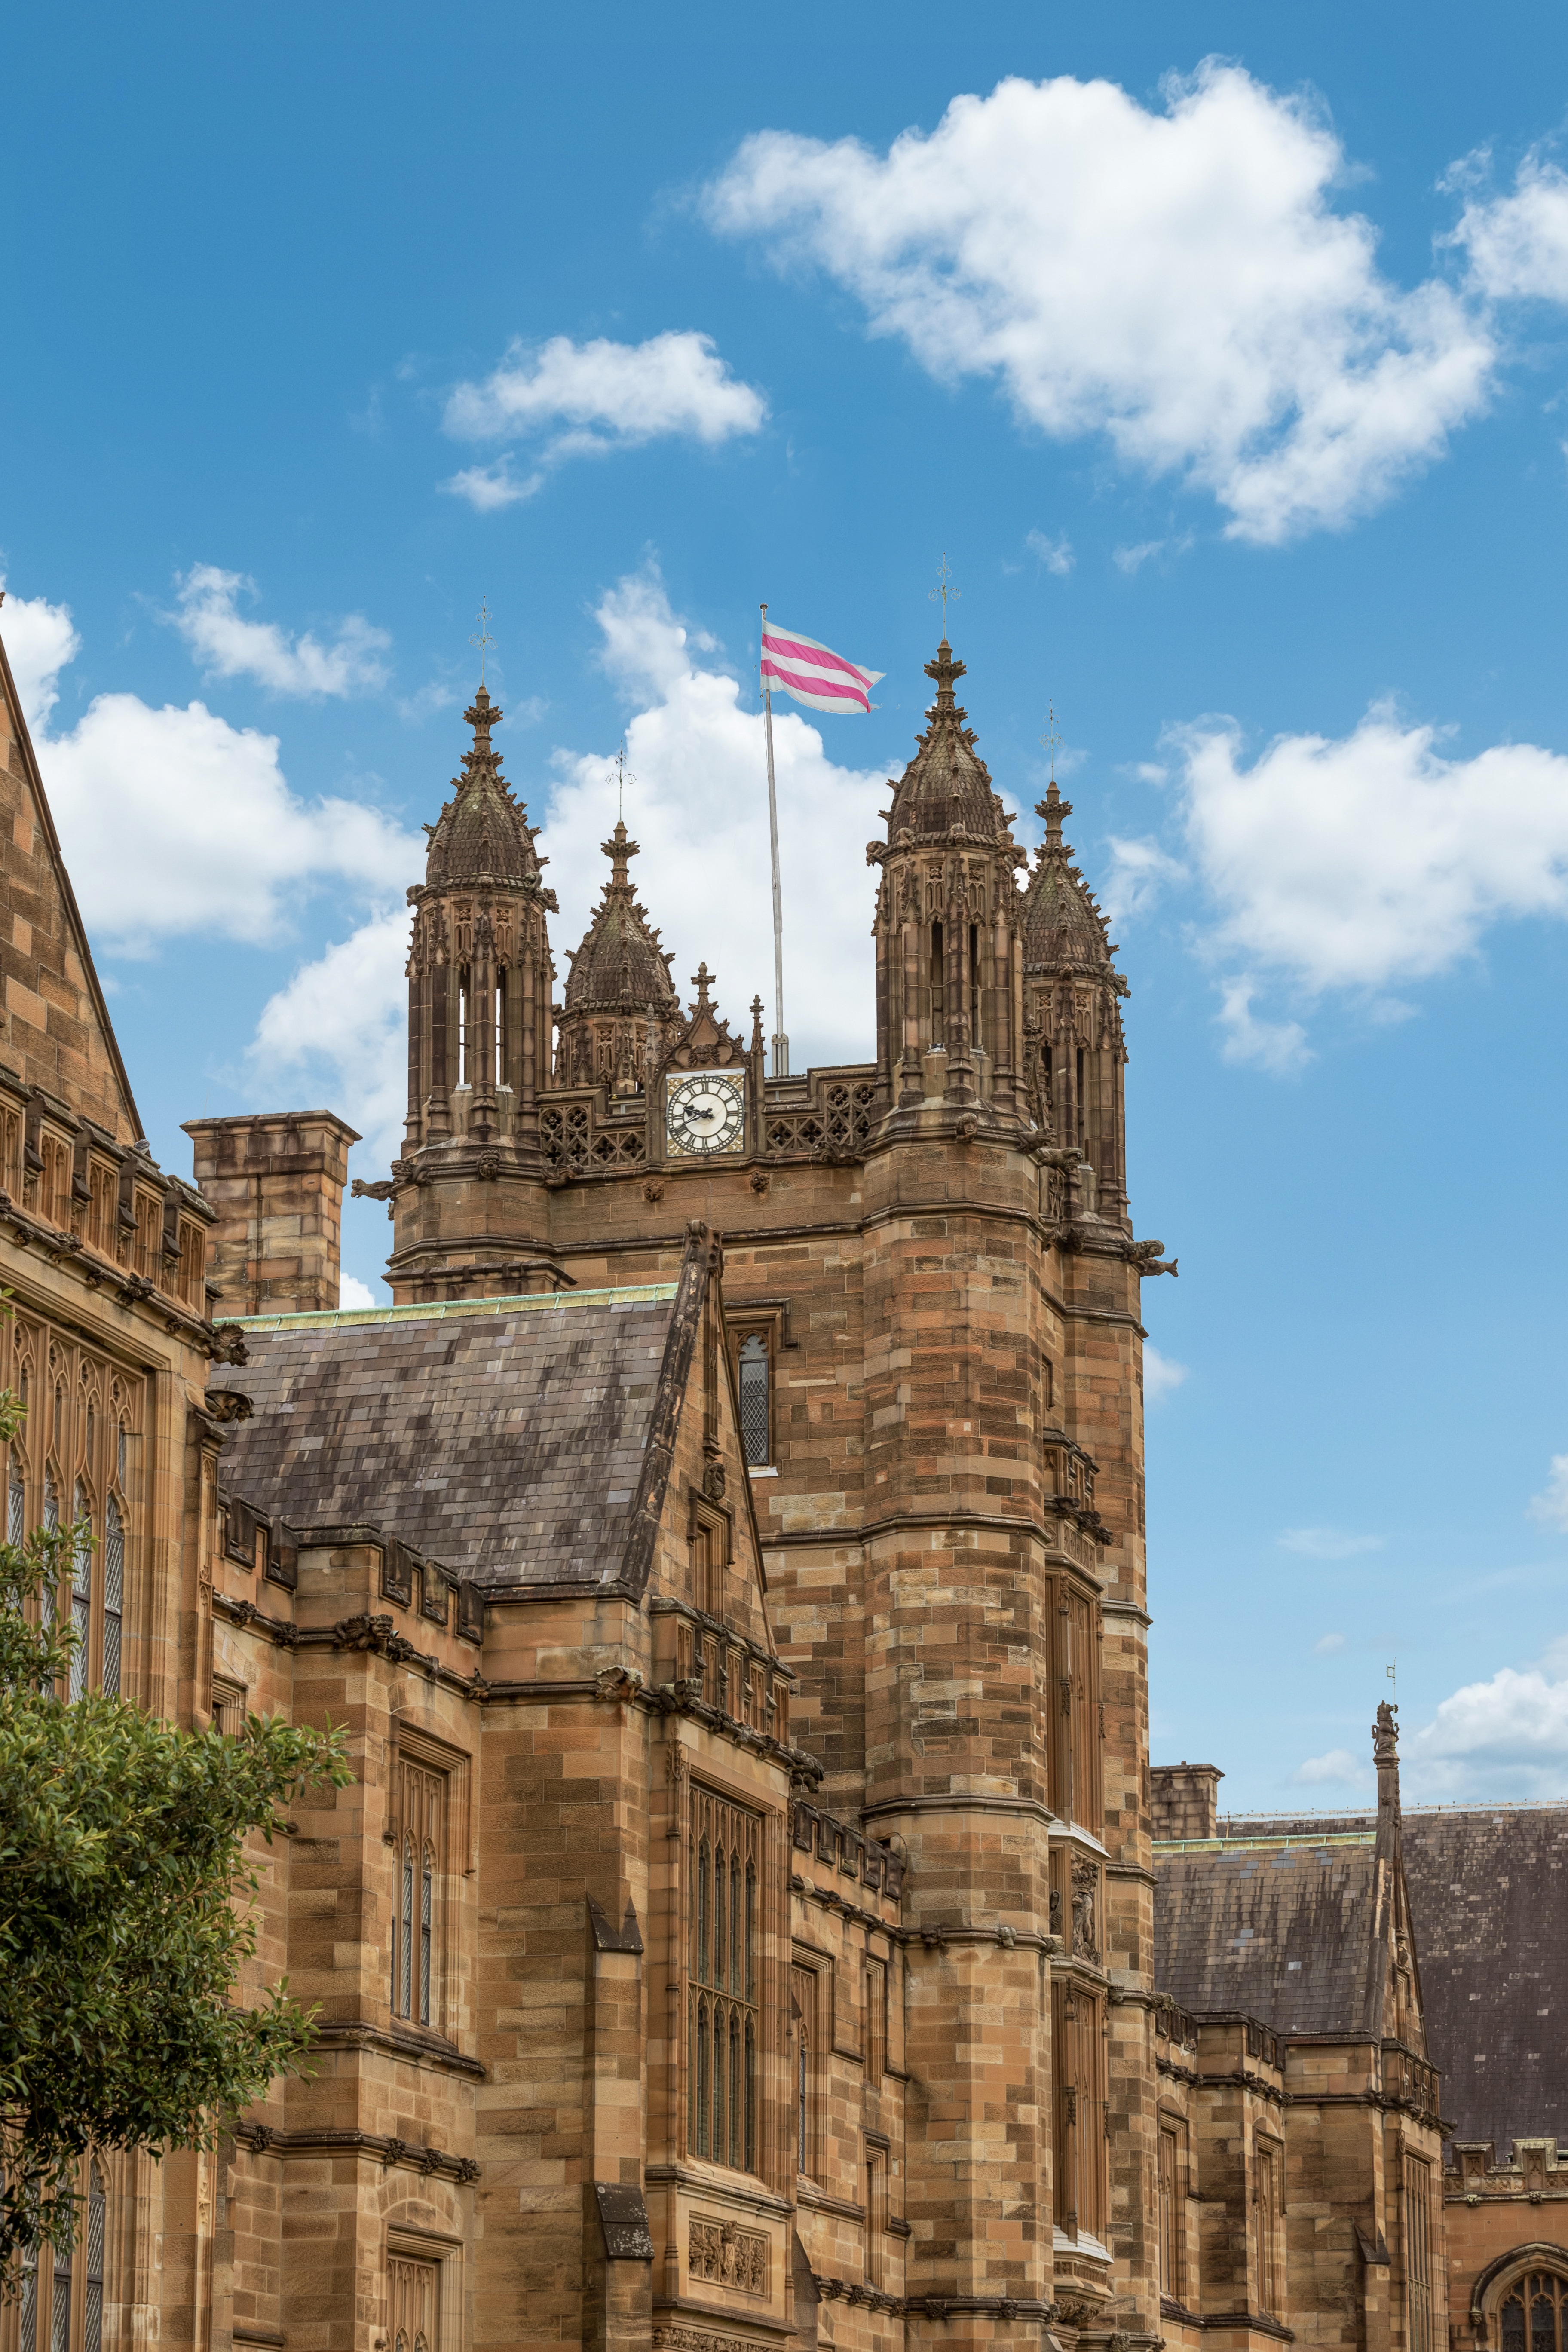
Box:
xmin=8 ymin=0 xmax=1568 ymax=1808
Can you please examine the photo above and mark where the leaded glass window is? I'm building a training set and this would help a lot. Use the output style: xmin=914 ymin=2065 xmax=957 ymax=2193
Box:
xmin=738 ymin=1334 xmax=770 ymax=1467
xmin=686 ymin=1783 xmax=761 ymax=2174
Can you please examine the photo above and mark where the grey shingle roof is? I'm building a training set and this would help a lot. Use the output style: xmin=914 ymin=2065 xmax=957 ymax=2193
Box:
xmin=209 ymin=1282 xmax=679 ymax=1592
xmin=1154 ymin=1834 xmax=1385 ymax=2038
xmin=1399 ymin=1805 xmax=1568 ymax=2155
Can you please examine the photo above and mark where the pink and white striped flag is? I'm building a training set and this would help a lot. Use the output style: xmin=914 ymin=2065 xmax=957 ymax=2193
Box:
xmin=761 ymin=621 xmax=883 ymax=715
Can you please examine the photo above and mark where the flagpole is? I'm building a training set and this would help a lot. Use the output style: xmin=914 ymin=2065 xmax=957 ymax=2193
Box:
xmin=761 ymin=602 xmax=788 ymax=1078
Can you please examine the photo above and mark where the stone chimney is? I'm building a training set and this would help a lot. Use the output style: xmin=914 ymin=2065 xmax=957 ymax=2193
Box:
xmin=184 ymin=1110 xmax=360 ymax=1317
xmin=1151 ymin=1761 xmax=1224 ymax=1841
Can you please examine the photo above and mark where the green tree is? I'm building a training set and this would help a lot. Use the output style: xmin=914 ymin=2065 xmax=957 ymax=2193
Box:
xmin=0 ymin=1370 xmax=349 ymax=2289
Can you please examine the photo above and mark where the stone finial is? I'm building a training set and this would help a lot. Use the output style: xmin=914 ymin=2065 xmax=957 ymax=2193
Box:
xmin=1373 ymin=1699 xmax=1401 ymax=1821
xmin=1036 ymin=780 xmax=1074 ymax=854
xmin=923 ymin=637 xmax=966 ymax=713
xmin=600 ymin=819 xmax=639 ymax=889
xmin=691 ymin=963 xmax=716 ymax=1011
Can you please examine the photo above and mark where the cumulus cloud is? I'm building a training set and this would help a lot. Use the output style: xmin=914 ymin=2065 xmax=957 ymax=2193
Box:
xmin=1 ymin=582 xmax=82 ymax=733
xmin=251 ymin=906 xmax=412 ymax=1164
xmin=1216 ymin=977 xmax=1312 ymax=1075
xmin=1406 ymin=1648 xmax=1568 ymax=1801
xmin=167 ymin=565 xmax=391 ymax=698
xmin=1025 ymin=528 xmax=1074 ymax=576
xmin=1291 ymin=1746 xmax=1369 ymax=1787
xmin=1103 ymin=836 xmax=1187 ymax=925
xmin=1278 ymin=1527 xmax=1383 ymax=1559
xmin=1529 ymin=1455 xmax=1568 ymax=1531
xmin=339 ymin=1274 xmax=380 ymax=1310
xmin=7 ymin=585 xmax=417 ymax=957
xmin=441 ymin=331 xmax=766 ymax=508
xmin=1144 ymin=1344 xmax=1189 ymax=1403
xmin=1449 ymin=151 xmax=1568 ymax=303
xmin=1173 ymin=710 xmax=1568 ymax=995
xmin=706 ymin=64 xmax=1495 ymax=543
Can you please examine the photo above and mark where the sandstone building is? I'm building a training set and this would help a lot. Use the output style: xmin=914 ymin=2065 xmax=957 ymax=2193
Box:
xmin=0 ymin=608 xmax=1554 ymax=2352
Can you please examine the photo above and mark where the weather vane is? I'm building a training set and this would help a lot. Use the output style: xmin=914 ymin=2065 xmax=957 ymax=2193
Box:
xmin=610 ymin=736 xmax=633 ymax=821
xmin=1043 ymin=701 xmax=1063 ymax=786
xmin=470 ymin=598 xmax=496 ymax=686
xmin=1387 ymin=1661 xmax=1397 ymax=1706
xmin=930 ymin=553 xmax=960 ymax=633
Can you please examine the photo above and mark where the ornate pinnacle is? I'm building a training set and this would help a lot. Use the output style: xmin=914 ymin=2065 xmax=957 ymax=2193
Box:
xmin=600 ymin=818 xmax=639 ymax=888
xmin=463 ymin=685 xmax=500 ymax=744
xmin=1036 ymin=780 xmax=1073 ymax=853
xmin=691 ymin=962 xmax=716 ymax=1010
xmin=923 ymin=637 xmax=967 ymax=713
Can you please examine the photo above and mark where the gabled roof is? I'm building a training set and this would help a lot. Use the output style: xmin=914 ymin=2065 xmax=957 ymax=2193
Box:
xmin=1399 ymin=1804 xmax=1568 ymax=2153
xmin=1155 ymin=1831 xmax=1390 ymax=2038
xmin=209 ymin=1253 xmax=707 ymax=1596
xmin=0 ymin=615 xmax=143 ymax=1140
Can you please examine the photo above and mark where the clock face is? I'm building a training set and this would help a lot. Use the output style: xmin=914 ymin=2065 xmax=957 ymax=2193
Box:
xmin=665 ymin=1070 xmax=745 ymax=1157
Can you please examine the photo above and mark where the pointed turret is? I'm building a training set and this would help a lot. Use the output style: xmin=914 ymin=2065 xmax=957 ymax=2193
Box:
xmin=1020 ymin=777 xmax=1130 ymax=1221
xmin=401 ymin=684 xmax=557 ymax=1156
xmin=555 ymin=819 xmax=682 ymax=1093
xmin=868 ymin=637 xmax=1028 ymax=1122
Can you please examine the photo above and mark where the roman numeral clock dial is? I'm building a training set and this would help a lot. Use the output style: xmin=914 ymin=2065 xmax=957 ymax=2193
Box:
xmin=664 ymin=1071 xmax=745 ymax=1157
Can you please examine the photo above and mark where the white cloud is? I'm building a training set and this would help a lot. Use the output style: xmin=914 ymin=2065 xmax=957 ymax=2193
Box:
xmin=1172 ymin=711 xmax=1568 ymax=999
xmin=1449 ymin=151 xmax=1568 ymax=303
xmin=441 ymin=331 xmax=766 ymax=508
xmin=1314 ymin=1632 xmax=1348 ymax=1655
xmin=1 ymin=583 xmax=81 ymax=734
xmin=250 ymin=906 xmax=410 ymax=1165
xmin=542 ymin=567 xmax=886 ymax=1070
xmin=1529 ymin=1455 xmax=1568 ymax=1531
xmin=1144 ymin=1344 xmax=1189 ymax=1403
xmin=5 ymin=590 xmax=417 ymax=957
xmin=1103 ymin=835 xmax=1187 ymax=925
xmin=1025 ymin=528 xmax=1074 ymax=576
xmin=706 ymin=64 xmax=1495 ymax=543
xmin=1216 ymin=977 xmax=1312 ymax=1075
xmin=1291 ymin=1746 xmax=1369 ymax=1787
xmin=339 ymin=1274 xmax=379 ymax=1310
xmin=167 ymin=565 xmax=391 ymax=698
xmin=1406 ymin=1650 xmax=1568 ymax=1801
xmin=1278 ymin=1527 xmax=1383 ymax=1559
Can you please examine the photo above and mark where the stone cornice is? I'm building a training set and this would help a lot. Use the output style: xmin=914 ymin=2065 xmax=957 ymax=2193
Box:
xmin=232 ymin=2122 xmax=478 ymax=2183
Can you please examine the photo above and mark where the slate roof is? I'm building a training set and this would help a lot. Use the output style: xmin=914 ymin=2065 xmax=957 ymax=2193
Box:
xmin=1399 ymin=1805 xmax=1568 ymax=2155
xmin=424 ymin=688 xmax=541 ymax=890
xmin=1154 ymin=1831 xmax=1387 ymax=2038
xmin=887 ymin=640 xmax=1015 ymax=845
xmin=209 ymin=1283 xmax=679 ymax=1591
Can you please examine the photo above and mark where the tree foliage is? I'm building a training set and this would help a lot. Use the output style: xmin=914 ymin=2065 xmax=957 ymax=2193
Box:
xmin=0 ymin=1369 xmax=349 ymax=2288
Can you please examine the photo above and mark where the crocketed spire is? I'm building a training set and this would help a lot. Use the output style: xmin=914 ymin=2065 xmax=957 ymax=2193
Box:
xmin=424 ymin=688 xmax=542 ymax=888
xmin=1021 ymin=781 xmax=1116 ymax=973
xmin=562 ymin=821 xmax=679 ymax=1020
xmin=886 ymin=639 xmax=1014 ymax=844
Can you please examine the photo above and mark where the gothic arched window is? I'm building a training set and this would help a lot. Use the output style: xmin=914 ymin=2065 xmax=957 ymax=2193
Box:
xmin=1501 ymin=2274 xmax=1568 ymax=2352
xmin=69 ymin=1482 xmax=92 ymax=1703
xmin=103 ymin=1497 xmax=124 ymax=1699
xmin=737 ymin=1334 xmax=770 ymax=1467
xmin=83 ymin=2163 xmax=106 ymax=2352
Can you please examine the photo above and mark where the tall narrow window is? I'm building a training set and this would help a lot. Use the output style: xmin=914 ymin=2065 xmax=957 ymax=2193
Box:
xmin=968 ymin=922 xmax=981 ymax=1052
xmin=930 ymin=921 xmax=945 ymax=1045
xmin=738 ymin=1334 xmax=771 ymax=1467
xmin=457 ymin=978 xmax=469 ymax=1087
xmin=686 ymin=1784 xmax=762 ymax=2175
xmin=9 ymin=1457 xmax=24 ymax=1546
xmin=20 ymin=2239 xmax=37 ymax=2352
xmin=1075 ymin=1046 xmax=1087 ymax=1145
xmin=70 ymin=1481 xmax=92 ymax=1702
xmin=42 ymin=1473 xmax=59 ymax=1663
xmin=864 ymin=1957 xmax=886 ymax=2086
xmin=391 ymin=1757 xmax=444 ymax=2030
xmin=865 ymin=2147 xmax=887 ymax=2286
xmin=1159 ymin=2127 xmax=1180 ymax=2297
xmin=1253 ymin=2136 xmax=1282 ymax=2317
xmin=1404 ymin=2156 xmax=1432 ymax=2352
xmin=51 ymin=2222 xmax=72 ymax=2352
xmin=102 ymin=1498 xmax=124 ymax=1699
xmin=83 ymin=2164 xmax=105 ymax=2352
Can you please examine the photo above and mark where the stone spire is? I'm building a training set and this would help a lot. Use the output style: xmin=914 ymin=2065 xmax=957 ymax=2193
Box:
xmin=556 ymin=819 xmax=682 ymax=1093
xmin=1019 ymin=770 xmax=1130 ymax=1222
xmin=868 ymin=637 xmax=1028 ymax=1124
xmin=401 ymin=683 xmax=557 ymax=1158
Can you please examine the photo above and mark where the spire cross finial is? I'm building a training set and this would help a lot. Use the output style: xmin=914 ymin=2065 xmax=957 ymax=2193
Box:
xmin=610 ymin=736 xmax=633 ymax=821
xmin=470 ymin=598 xmax=496 ymax=686
xmin=692 ymin=962 xmax=715 ymax=1009
xmin=1043 ymin=701 xmax=1063 ymax=787
xmin=930 ymin=553 xmax=960 ymax=635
